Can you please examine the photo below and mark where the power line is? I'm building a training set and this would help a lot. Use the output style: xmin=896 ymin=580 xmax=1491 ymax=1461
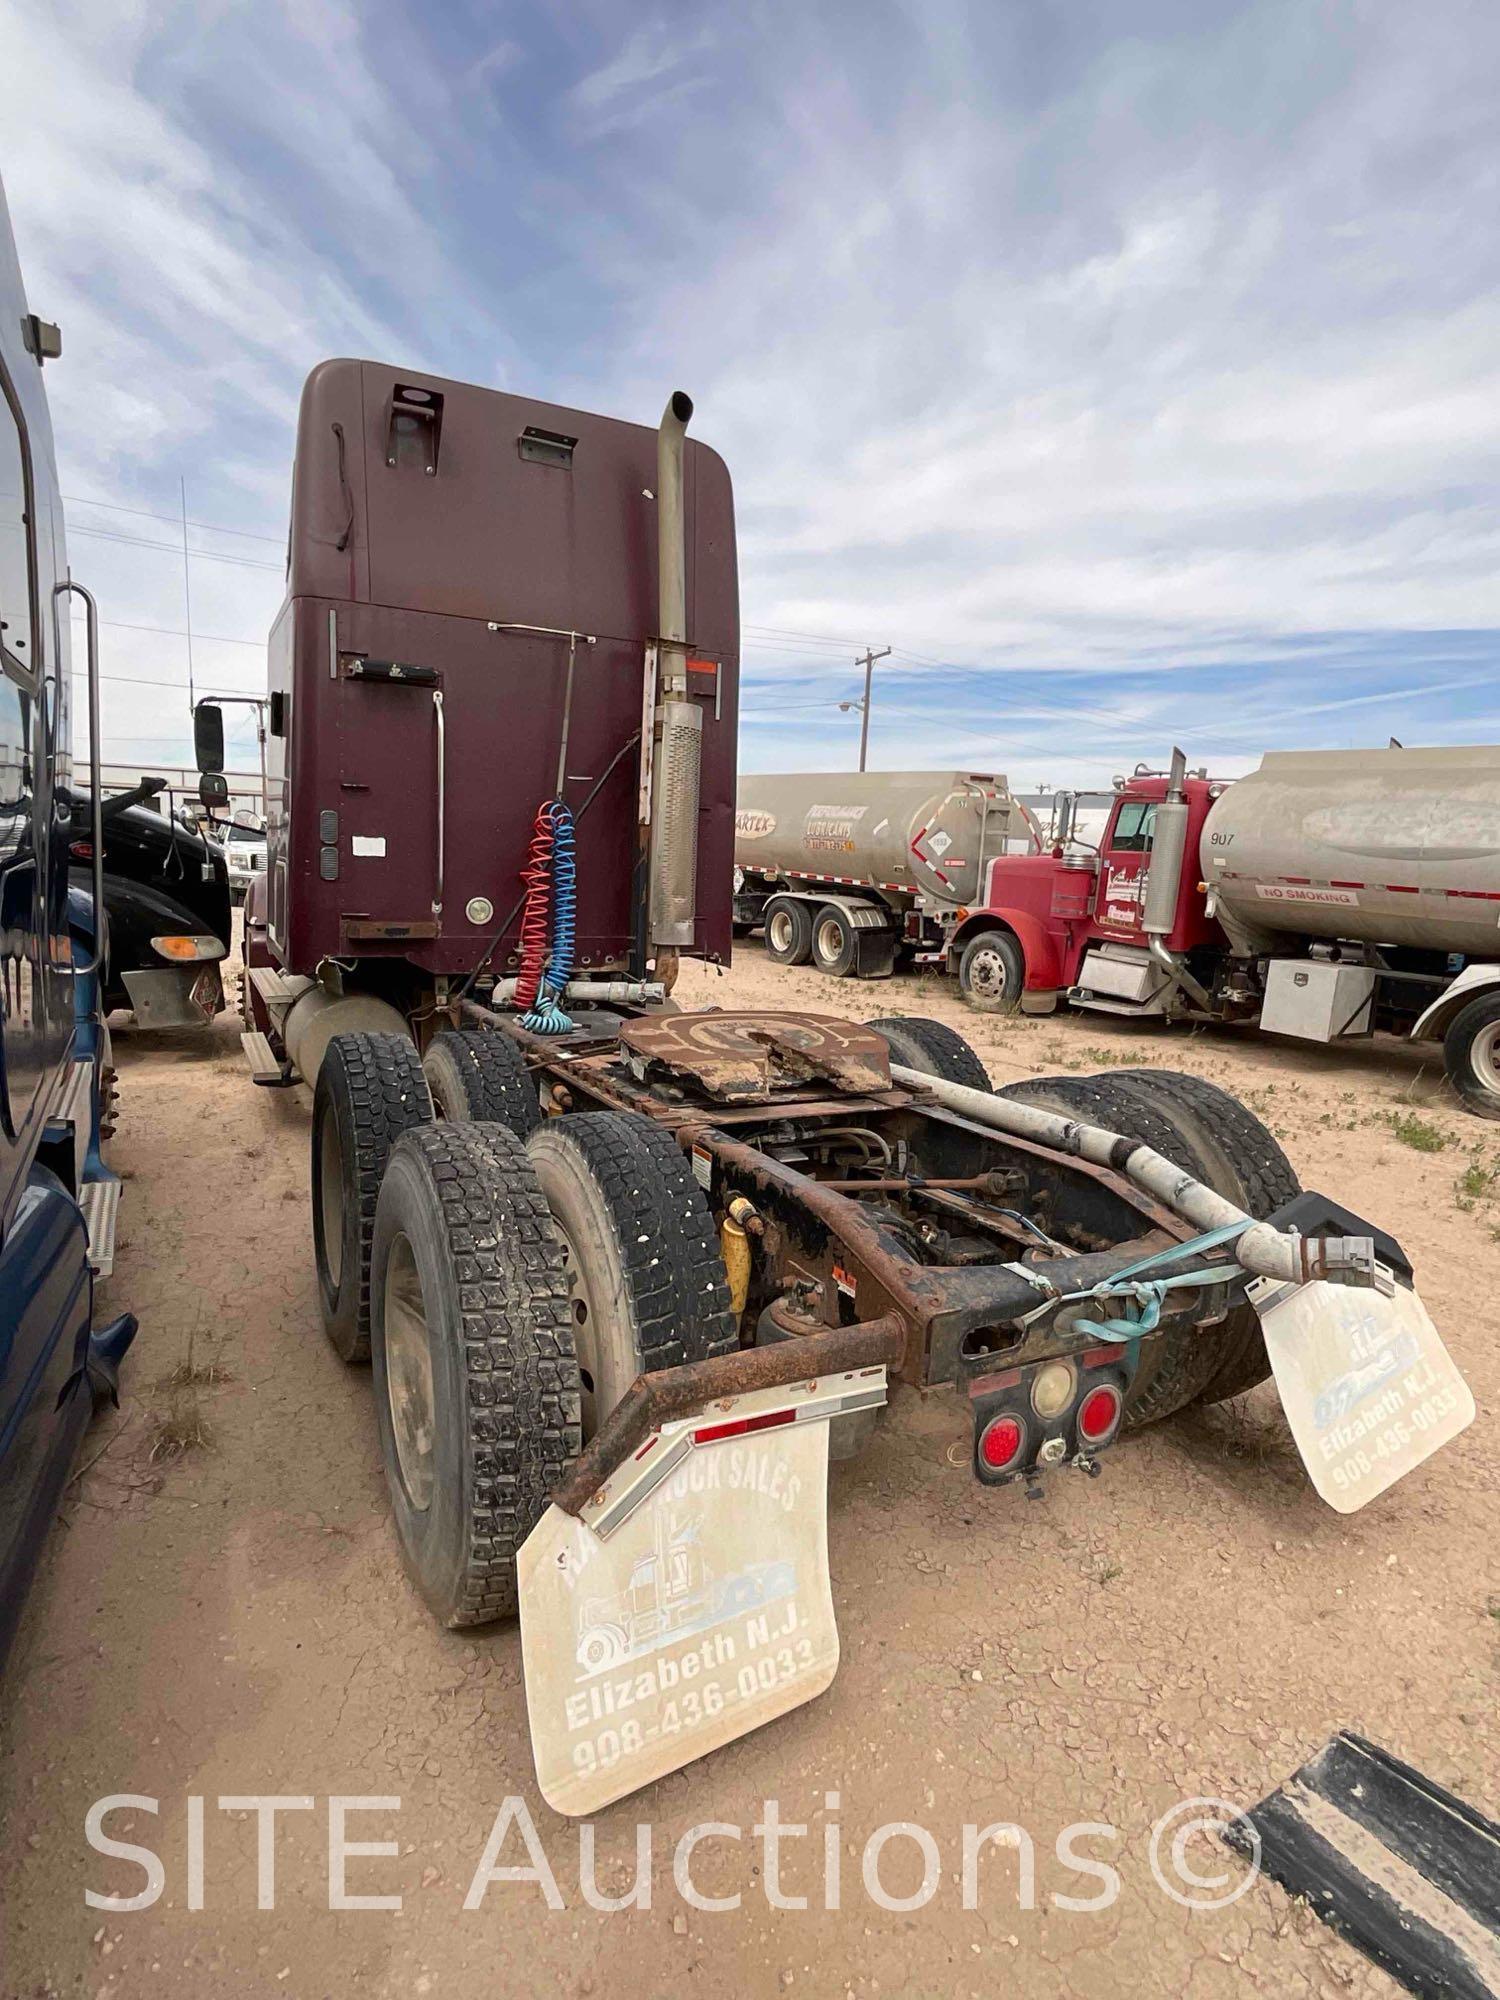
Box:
xmin=71 ymin=669 xmax=264 ymax=694
xmin=180 ymin=477 xmax=196 ymax=709
xmin=62 ymin=492 xmax=283 ymax=545
xmin=744 ymin=622 xmax=872 ymax=649
xmin=88 ymin=736 xmax=260 ymax=752
xmin=68 ymin=613 xmax=263 ymax=648
xmin=67 ymin=523 xmax=283 ymax=571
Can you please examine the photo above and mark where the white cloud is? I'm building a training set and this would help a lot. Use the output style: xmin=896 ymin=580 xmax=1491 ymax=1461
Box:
xmin=3 ymin=0 xmax=1497 ymax=788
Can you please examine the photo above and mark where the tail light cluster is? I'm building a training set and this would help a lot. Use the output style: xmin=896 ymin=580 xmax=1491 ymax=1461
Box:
xmin=970 ymin=1349 xmax=1129 ymax=1487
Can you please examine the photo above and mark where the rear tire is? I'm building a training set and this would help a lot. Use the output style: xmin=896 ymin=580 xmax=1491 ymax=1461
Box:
xmin=370 ymin=1122 xmax=581 ymax=1627
xmin=423 ymin=1027 xmax=540 ymax=1136
xmin=1108 ymin=1069 xmax=1300 ymax=1410
xmin=957 ymin=929 xmax=1025 ymax=1013
xmin=527 ymin=1113 xmax=736 ymax=1436
xmin=763 ymin=895 xmax=813 ymax=966
xmin=1443 ymin=993 xmax=1500 ymax=1121
xmin=996 ymin=1068 xmax=1298 ymax=1420
xmin=869 ymin=1016 xmax=992 ymax=1092
xmin=312 ymin=1032 xmax=433 ymax=1364
xmin=811 ymin=905 xmax=858 ymax=977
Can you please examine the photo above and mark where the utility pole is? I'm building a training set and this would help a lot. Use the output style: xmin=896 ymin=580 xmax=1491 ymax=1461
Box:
xmin=852 ymin=645 xmax=891 ymax=771
xmin=180 ymin=476 xmax=196 ymax=714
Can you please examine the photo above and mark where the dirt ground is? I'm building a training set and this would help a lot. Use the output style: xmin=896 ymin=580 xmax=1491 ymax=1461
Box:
xmin=3 ymin=940 xmax=1497 ymax=2000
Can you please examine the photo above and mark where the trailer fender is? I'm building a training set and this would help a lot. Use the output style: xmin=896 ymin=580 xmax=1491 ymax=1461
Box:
xmin=1410 ymin=962 xmax=1500 ymax=1043
xmin=948 ymin=907 xmax=1066 ymax=991
xmin=777 ymin=889 xmax=894 ymax=927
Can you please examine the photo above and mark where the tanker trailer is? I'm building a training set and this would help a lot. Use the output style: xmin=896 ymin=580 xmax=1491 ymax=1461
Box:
xmin=1198 ymin=745 xmax=1500 ymax=1116
xmin=734 ymin=770 xmax=1033 ymax=979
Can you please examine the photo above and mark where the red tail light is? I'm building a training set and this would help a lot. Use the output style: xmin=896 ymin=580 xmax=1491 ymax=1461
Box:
xmin=1078 ymin=1382 xmax=1122 ymax=1445
xmin=978 ymin=1413 xmax=1027 ymax=1472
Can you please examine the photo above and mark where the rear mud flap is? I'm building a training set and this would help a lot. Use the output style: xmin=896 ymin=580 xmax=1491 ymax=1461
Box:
xmin=1249 ymin=1273 xmax=1473 ymax=1512
xmin=519 ymin=1368 xmax=885 ymax=1816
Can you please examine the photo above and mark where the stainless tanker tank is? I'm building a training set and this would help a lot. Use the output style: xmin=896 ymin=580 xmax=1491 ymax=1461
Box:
xmin=736 ymin=771 xmax=1021 ymax=908
xmin=1203 ymin=746 xmax=1500 ymax=957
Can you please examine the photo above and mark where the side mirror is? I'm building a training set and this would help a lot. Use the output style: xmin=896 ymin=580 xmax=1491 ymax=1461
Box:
xmin=199 ymin=772 xmax=230 ymax=810
xmin=193 ymin=701 xmax=225 ymax=774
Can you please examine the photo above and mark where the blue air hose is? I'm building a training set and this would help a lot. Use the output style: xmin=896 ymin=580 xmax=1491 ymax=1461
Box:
xmin=520 ymin=800 xmax=577 ymax=1034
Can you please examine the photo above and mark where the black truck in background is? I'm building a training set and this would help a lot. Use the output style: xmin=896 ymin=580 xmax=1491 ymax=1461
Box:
xmin=70 ymin=776 xmax=231 ymax=1028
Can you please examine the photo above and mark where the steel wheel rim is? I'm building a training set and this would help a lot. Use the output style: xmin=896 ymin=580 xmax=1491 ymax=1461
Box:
xmin=383 ymin=1232 xmax=436 ymax=1511
xmin=969 ymin=947 xmax=1010 ymax=998
xmin=556 ymin=1224 xmax=610 ymax=1438
xmin=320 ymin=1112 xmax=344 ymax=1287
xmin=1473 ymin=1020 xmax=1500 ymax=1093
xmin=816 ymin=917 xmax=844 ymax=964
xmin=768 ymin=909 xmax=794 ymax=954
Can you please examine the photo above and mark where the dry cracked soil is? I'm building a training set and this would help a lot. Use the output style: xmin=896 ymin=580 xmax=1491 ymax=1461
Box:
xmin=2 ymin=938 xmax=1497 ymax=1999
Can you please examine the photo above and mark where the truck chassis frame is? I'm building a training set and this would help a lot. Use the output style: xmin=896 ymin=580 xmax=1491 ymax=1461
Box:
xmin=448 ymin=995 xmax=1239 ymax=1502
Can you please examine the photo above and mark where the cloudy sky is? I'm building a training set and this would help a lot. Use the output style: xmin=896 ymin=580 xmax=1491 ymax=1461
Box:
xmin=4 ymin=0 xmax=1497 ymax=788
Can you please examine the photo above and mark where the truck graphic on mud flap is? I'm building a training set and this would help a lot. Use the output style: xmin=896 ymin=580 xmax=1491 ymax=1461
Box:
xmin=575 ymin=1513 xmax=796 ymax=1676
xmin=1313 ymin=1331 xmax=1420 ymax=1430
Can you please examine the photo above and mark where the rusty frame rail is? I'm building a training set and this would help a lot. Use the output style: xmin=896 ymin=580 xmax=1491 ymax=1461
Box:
xmin=550 ymin=1313 xmax=906 ymax=1516
xmin=460 ymin=998 xmax=1203 ymax=1387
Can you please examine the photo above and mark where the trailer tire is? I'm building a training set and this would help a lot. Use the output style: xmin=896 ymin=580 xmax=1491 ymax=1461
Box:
xmin=763 ymin=895 xmax=813 ymax=966
xmin=1443 ymin=992 xmax=1500 ymax=1121
xmin=312 ymin=1032 xmax=434 ymax=1364
xmin=811 ymin=905 xmax=858 ymax=977
xmin=1108 ymin=1069 xmax=1300 ymax=1409
xmin=527 ymin=1113 xmax=737 ymax=1436
xmin=370 ymin=1121 xmax=581 ymax=1627
xmin=869 ymin=1016 xmax=992 ymax=1092
xmin=423 ymin=1028 xmax=541 ymax=1137
xmin=957 ymin=929 xmax=1025 ymax=1014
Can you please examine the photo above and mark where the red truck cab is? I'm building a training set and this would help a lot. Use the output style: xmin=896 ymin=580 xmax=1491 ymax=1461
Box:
xmin=950 ymin=771 xmax=1225 ymax=1012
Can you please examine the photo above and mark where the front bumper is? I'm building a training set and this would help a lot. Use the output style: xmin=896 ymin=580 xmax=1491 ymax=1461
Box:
xmin=121 ymin=962 xmax=224 ymax=1029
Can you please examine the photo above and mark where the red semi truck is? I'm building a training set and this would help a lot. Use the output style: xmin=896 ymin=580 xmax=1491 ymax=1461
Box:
xmin=948 ymin=756 xmax=1223 ymax=1015
xmin=949 ymin=748 xmax=1500 ymax=1118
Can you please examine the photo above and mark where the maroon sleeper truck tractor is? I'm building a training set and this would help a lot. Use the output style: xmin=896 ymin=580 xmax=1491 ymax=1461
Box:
xmin=197 ymin=361 xmax=1468 ymax=1813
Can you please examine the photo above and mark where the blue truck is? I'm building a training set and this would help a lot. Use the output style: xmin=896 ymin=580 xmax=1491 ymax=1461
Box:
xmin=0 ymin=177 xmax=135 ymax=1670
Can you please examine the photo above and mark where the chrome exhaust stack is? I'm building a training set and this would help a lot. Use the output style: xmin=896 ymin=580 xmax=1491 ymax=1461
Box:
xmin=1142 ymin=745 xmax=1213 ymax=1009
xmin=647 ymin=390 xmax=702 ymax=952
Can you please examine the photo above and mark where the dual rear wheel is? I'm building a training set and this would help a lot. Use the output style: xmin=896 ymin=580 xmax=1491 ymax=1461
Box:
xmin=314 ymin=1010 xmax=1299 ymax=1625
xmin=760 ymin=894 xmax=871 ymax=977
xmin=995 ymin=1065 xmax=1298 ymax=1421
xmin=310 ymin=1029 xmax=735 ymax=1626
xmin=865 ymin=1014 xmax=1298 ymax=1423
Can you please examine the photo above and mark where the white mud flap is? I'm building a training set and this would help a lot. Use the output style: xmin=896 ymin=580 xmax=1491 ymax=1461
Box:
xmin=518 ymin=1368 xmax=886 ymax=1816
xmin=1250 ymin=1274 xmax=1474 ymax=1513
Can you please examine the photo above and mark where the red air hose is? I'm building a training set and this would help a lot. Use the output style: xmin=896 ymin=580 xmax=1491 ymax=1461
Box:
xmin=514 ymin=805 xmax=555 ymax=1009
